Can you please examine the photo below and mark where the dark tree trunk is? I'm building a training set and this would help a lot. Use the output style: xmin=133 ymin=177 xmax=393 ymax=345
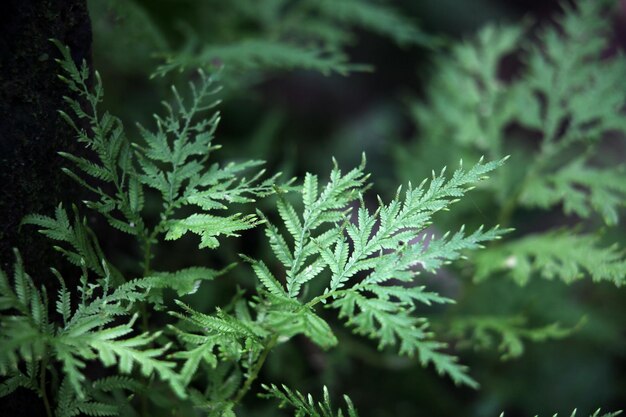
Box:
xmin=0 ymin=1 xmax=92 ymax=415
xmin=0 ymin=0 xmax=91 ymax=273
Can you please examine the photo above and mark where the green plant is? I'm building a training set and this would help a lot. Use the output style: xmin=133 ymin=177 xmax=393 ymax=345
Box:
xmin=1 ymin=39 xmax=508 ymax=415
xmin=90 ymin=0 xmax=435 ymax=80
xmin=395 ymin=0 xmax=626 ymax=383
xmin=2 ymin=0 xmax=625 ymax=416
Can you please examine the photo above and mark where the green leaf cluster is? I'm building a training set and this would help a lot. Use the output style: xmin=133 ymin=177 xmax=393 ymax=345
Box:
xmin=0 ymin=249 xmax=183 ymax=415
xmin=393 ymin=0 xmax=626 ymax=376
xmin=1 ymin=1 xmax=623 ymax=415
xmin=92 ymin=0 xmax=433 ymax=78
xmin=53 ymin=40 xmax=277 ymax=260
xmin=398 ymin=0 xmax=626 ymax=286
xmin=239 ymin=157 xmax=508 ymax=389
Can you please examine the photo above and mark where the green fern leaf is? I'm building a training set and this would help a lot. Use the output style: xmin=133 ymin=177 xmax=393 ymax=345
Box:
xmin=140 ymin=266 xmax=227 ymax=296
xmin=248 ymin=157 xmax=506 ymax=387
xmin=155 ymin=39 xmax=356 ymax=78
xmin=448 ymin=315 xmax=577 ymax=360
xmin=521 ymin=160 xmax=626 ymax=226
xmin=22 ymin=205 xmax=120 ymax=282
xmin=261 ymin=384 xmax=359 ymax=417
xmin=165 ymin=213 xmax=261 ymax=249
xmin=474 ymin=231 xmax=626 ymax=285
xmin=0 ymin=373 xmax=37 ymax=398
xmin=244 ymin=257 xmax=287 ymax=297
xmin=314 ymin=0 xmax=434 ymax=48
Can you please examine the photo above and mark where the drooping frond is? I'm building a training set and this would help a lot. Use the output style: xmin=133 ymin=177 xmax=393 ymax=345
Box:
xmin=311 ymin=0 xmax=435 ymax=48
xmin=22 ymin=204 xmax=123 ymax=283
xmin=155 ymin=39 xmax=356 ymax=78
xmin=141 ymin=266 xmax=229 ymax=297
xmin=164 ymin=213 xmax=262 ymax=249
xmin=152 ymin=0 xmax=432 ymax=78
xmin=448 ymin=315 xmax=577 ymax=360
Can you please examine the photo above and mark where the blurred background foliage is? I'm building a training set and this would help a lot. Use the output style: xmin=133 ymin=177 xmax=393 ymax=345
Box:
xmin=85 ymin=0 xmax=626 ymax=415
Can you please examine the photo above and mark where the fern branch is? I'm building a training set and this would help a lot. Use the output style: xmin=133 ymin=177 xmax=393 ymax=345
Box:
xmin=474 ymin=231 xmax=626 ymax=286
xmin=247 ymin=157 xmax=507 ymax=387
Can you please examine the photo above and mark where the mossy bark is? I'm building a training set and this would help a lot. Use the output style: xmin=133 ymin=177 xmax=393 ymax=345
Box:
xmin=0 ymin=1 xmax=92 ymax=416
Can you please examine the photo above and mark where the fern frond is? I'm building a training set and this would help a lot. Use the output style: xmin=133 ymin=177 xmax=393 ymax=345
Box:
xmin=403 ymin=1 xmax=626 ymax=223
xmin=330 ymin=288 xmax=477 ymax=388
xmin=140 ymin=266 xmax=228 ymax=296
xmin=247 ymin=157 xmax=506 ymax=387
xmin=53 ymin=40 xmax=146 ymax=239
xmin=448 ymin=315 xmax=577 ymax=360
xmin=135 ymin=69 xmax=279 ymax=248
xmin=91 ymin=375 xmax=141 ymax=393
xmin=22 ymin=205 xmax=121 ymax=282
xmin=261 ymin=384 xmax=359 ymax=417
xmin=243 ymin=256 xmax=287 ymax=297
xmin=0 ymin=251 xmax=51 ymax=375
xmin=173 ymin=301 xmax=266 ymax=341
xmin=87 ymin=331 xmax=183 ymax=396
xmin=54 ymin=315 xmax=184 ymax=399
xmin=474 ymin=231 xmax=626 ymax=286
xmin=165 ymin=213 xmax=261 ymax=249
xmin=55 ymin=41 xmax=279 ymax=256
xmin=260 ymin=292 xmax=338 ymax=350
xmin=313 ymin=0 xmax=434 ymax=48
xmin=55 ymin=374 xmax=138 ymax=417
xmin=155 ymin=39 xmax=355 ymax=78
xmin=525 ymin=1 xmax=626 ymax=143
xmin=521 ymin=160 xmax=626 ymax=226
xmin=0 ymin=252 xmax=184 ymax=401
xmin=1 ymin=373 xmax=35 ymax=398
xmin=170 ymin=343 xmax=218 ymax=386
xmin=169 ymin=299 xmax=268 ymax=384
xmin=406 ymin=24 xmax=524 ymax=154
xmin=150 ymin=0 xmax=434 ymax=78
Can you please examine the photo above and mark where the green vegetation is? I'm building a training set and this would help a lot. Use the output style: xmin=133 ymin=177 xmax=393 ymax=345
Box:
xmin=1 ymin=0 xmax=625 ymax=416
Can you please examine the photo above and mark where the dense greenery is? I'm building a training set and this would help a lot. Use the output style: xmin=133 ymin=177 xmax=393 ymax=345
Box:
xmin=1 ymin=0 xmax=625 ymax=416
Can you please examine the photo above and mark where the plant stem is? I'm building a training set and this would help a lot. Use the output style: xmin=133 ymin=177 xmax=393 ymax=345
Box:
xmin=40 ymin=354 xmax=53 ymax=417
xmin=139 ymin=234 xmax=152 ymax=417
xmin=498 ymin=186 xmax=525 ymax=228
xmin=231 ymin=335 xmax=279 ymax=407
xmin=306 ymin=289 xmax=349 ymax=309
xmin=139 ymin=235 xmax=153 ymax=333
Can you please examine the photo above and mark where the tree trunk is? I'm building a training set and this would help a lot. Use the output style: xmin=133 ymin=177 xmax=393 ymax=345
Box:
xmin=0 ymin=0 xmax=91 ymax=273
xmin=0 ymin=1 xmax=92 ymax=415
